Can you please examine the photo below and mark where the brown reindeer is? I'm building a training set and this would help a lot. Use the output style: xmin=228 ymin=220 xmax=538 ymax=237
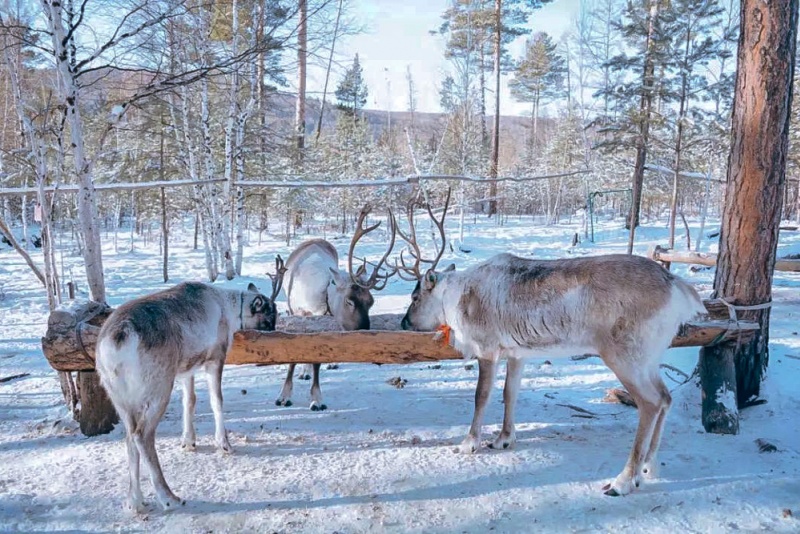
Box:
xmin=96 ymin=258 xmax=285 ymax=512
xmin=397 ymin=195 xmax=704 ymax=496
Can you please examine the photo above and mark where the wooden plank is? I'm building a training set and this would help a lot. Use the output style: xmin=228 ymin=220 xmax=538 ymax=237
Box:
xmin=41 ymin=306 xmax=759 ymax=373
xmin=648 ymin=245 xmax=800 ymax=272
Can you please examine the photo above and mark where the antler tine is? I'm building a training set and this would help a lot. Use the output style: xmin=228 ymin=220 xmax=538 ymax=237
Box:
xmin=268 ymin=254 xmax=287 ymax=302
xmin=348 ymin=205 xmax=398 ymax=290
xmin=425 ymin=187 xmax=451 ymax=271
xmin=392 ymin=198 xmax=425 ymax=280
xmin=394 ymin=189 xmax=451 ymax=276
xmin=362 ymin=209 xmax=398 ymax=289
xmin=348 ymin=204 xmax=380 ymax=286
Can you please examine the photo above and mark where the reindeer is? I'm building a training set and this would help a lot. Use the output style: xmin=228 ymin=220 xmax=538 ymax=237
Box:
xmin=275 ymin=204 xmax=396 ymax=410
xmin=397 ymin=195 xmax=705 ymax=497
xmin=95 ymin=258 xmax=286 ymax=512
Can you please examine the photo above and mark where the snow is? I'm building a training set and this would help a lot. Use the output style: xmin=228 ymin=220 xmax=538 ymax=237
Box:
xmin=1 ymin=215 xmax=799 ymax=532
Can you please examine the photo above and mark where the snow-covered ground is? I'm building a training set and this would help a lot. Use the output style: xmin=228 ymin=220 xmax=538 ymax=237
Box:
xmin=1 ymin=214 xmax=799 ymax=533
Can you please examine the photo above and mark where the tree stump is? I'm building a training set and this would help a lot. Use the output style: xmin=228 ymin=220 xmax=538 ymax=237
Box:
xmin=77 ymin=371 xmax=119 ymax=436
xmin=699 ymin=343 xmax=740 ymax=435
xmin=43 ymin=300 xmax=117 ymax=435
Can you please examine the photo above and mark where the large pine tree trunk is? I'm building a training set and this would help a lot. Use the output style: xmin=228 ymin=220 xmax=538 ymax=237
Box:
xmin=700 ymin=0 xmax=798 ymax=434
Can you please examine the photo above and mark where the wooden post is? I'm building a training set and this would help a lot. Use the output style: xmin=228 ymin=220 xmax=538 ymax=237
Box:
xmin=699 ymin=343 xmax=739 ymax=434
xmin=77 ymin=370 xmax=119 ymax=436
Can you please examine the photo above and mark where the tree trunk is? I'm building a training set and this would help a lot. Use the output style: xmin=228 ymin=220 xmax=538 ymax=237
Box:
xmin=45 ymin=0 xmax=106 ymax=301
xmin=487 ymin=0 xmax=501 ymax=217
xmin=160 ymin=187 xmax=168 ymax=283
xmin=701 ymin=0 xmax=798 ymax=433
xmin=295 ymin=0 xmax=307 ymax=151
xmin=626 ymin=0 xmax=660 ymax=252
xmin=669 ymin=24 xmax=693 ymax=255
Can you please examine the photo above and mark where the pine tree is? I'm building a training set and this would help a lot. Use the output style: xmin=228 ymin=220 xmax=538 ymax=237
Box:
xmin=335 ymin=54 xmax=369 ymax=119
xmin=596 ymin=0 xmax=672 ymax=240
xmin=509 ymin=32 xmax=566 ymax=157
xmin=661 ymin=0 xmax=725 ymax=250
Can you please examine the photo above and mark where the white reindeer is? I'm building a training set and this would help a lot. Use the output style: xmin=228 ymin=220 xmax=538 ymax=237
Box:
xmin=96 ymin=259 xmax=285 ymax=512
xmin=397 ymin=197 xmax=705 ymax=497
xmin=276 ymin=205 xmax=396 ymax=410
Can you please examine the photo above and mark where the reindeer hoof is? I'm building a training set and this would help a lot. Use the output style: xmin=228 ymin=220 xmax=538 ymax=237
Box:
xmin=310 ymin=403 xmax=327 ymax=411
xmin=456 ymin=437 xmax=480 ymax=454
xmin=158 ymin=494 xmax=185 ymax=511
xmin=603 ymin=487 xmax=621 ymax=497
xmin=275 ymin=399 xmax=293 ymax=407
xmin=180 ymin=442 xmax=196 ymax=452
xmin=488 ymin=432 xmax=516 ymax=450
xmin=298 ymin=373 xmax=311 ymax=380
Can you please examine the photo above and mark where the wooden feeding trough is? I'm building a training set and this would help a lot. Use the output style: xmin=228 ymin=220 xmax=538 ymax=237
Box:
xmin=41 ymin=299 xmax=760 ymax=373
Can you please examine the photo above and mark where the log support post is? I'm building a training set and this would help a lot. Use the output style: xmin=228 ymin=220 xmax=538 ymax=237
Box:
xmin=699 ymin=341 xmax=740 ymax=434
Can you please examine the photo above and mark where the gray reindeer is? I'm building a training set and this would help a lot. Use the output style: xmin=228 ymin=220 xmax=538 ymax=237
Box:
xmin=397 ymin=194 xmax=704 ymax=497
xmin=96 ymin=258 xmax=286 ymax=512
xmin=275 ymin=205 xmax=395 ymax=410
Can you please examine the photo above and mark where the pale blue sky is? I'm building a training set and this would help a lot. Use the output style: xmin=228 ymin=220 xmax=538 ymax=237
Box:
xmin=306 ymin=0 xmax=581 ymax=116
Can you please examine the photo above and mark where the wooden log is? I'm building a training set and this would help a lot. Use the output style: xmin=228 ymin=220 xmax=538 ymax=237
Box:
xmin=40 ymin=303 xmax=760 ymax=373
xmin=648 ymin=245 xmax=800 ymax=272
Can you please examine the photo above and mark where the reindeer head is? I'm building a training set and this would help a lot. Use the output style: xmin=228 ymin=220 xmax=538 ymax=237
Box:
xmin=393 ymin=189 xmax=455 ymax=332
xmin=401 ymin=264 xmax=456 ymax=331
xmin=327 ymin=204 xmax=396 ymax=331
xmin=245 ymin=255 xmax=287 ymax=331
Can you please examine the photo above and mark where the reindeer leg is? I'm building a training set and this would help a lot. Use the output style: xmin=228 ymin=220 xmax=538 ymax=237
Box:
xmin=119 ymin=410 xmax=144 ymax=514
xmin=458 ymin=354 xmax=498 ymax=454
xmin=601 ymin=360 xmax=661 ymax=496
xmin=642 ymin=375 xmax=672 ymax=479
xmin=275 ymin=364 xmax=295 ymax=407
xmin=309 ymin=363 xmax=326 ymax=411
xmin=205 ymin=359 xmax=232 ymax=453
xmin=298 ymin=363 xmax=313 ymax=380
xmin=489 ymin=356 xmax=524 ymax=450
xmin=132 ymin=390 xmax=184 ymax=510
xmin=179 ymin=374 xmax=197 ymax=451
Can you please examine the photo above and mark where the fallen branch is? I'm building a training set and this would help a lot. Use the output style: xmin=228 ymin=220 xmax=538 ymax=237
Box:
xmin=660 ymin=363 xmax=690 ymax=381
xmin=556 ymin=403 xmax=598 ymax=416
xmin=0 ymin=372 xmax=30 ymax=383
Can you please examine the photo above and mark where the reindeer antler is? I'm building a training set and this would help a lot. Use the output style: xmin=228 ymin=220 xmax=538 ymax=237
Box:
xmin=267 ymin=255 xmax=287 ymax=302
xmin=394 ymin=188 xmax=451 ymax=281
xmin=348 ymin=204 xmax=398 ymax=291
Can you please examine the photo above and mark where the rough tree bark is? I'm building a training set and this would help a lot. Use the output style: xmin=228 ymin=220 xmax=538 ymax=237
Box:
xmin=700 ymin=0 xmax=798 ymax=434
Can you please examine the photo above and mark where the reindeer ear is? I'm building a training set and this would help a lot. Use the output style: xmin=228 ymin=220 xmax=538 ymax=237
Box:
xmin=424 ymin=270 xmax=437 ymax=291
xmin=247 ymin=282 xmax=258 ymax=292
xmin=329 ymin=267 xmax=339 ymax=286
xmin=443 ymin=263 xmax=456 ymax=272
xmin=250 ymin=295 xmax=266 ymax=313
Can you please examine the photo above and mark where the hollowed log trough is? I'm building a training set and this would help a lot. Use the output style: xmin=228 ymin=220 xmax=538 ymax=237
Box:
xmin=41 ymin=299 xmax=759 ymax=373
